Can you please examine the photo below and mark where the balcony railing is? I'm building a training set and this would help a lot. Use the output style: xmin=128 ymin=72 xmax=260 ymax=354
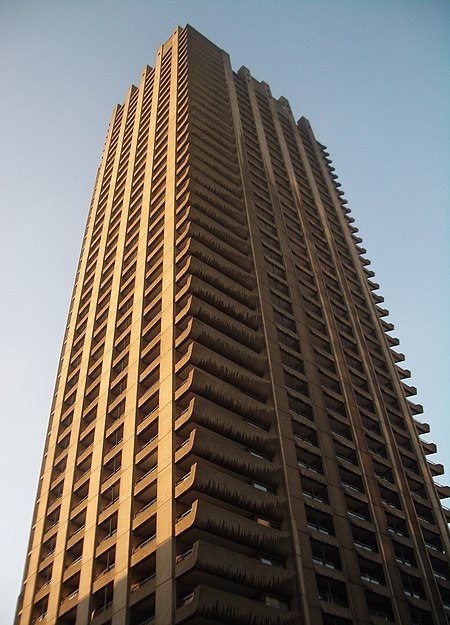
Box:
xmin=134 ymin=497 xmax=157 ymax=517
xmin=133 ymin=533 xmax=156 ymax=553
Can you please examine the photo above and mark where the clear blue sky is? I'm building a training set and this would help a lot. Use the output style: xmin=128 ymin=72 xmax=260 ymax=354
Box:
xmin=1 ymin=1 xmax=448 ymax=620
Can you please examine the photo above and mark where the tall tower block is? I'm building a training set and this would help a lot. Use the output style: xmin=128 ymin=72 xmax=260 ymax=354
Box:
xmin=16 ymin=25 xmax=450 ymax=625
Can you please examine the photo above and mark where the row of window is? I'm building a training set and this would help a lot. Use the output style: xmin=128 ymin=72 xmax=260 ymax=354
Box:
xmin=233 ymin=80 xmax=447 ymax=613
xmin=29 ymin=43 xmax=178 ymax=617
xmin=171 ymin=63 xmax=288 ymax=609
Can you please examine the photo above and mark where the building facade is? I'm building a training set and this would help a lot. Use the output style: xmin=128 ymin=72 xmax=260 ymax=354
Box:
xmin=16 ymin=25 xmax=450 ymax=625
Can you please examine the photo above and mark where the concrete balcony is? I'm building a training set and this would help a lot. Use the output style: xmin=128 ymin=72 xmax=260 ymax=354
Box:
xmin=175 ymin=462 xmax=284 ymax=521
xmin=401 ymin=382 xmax=417 ymax=397
xmin=178 ymin=236 xmax=255 ymax=290
xmin=408 ymin=401 xmax=424 ymax=415
xmin=180 ymin=219 xmax=251 ymax=271
xmin=395 ymin=365 xmax=411 ymax=379
xmin=435 ymin=483 xmax=450 ymax=499
xmin=420 ymin=440 xmax=437 ymax=455
xmin=175 ymin=396 xmax=277 ymax=456
xmin=175 ymin=584 xmax=299 ymax=624
xmin=175 ymin=426 xmax=280 ymax=487
xmin=176 ymin=341 xmax=270 ymax=402
xmin=175 ymin=368 xmax=275 ymax=429
xmin=175 ymin=499 xmax=290 ymax=558
xmin=176 ymin=291 xmax=262 ymax=345
xmin=178 ymin=255 xmax=258 ymax=309
xmin=176 ymin=316 xmax=266 ymax=376
xmin=391 ymin=349 xmax=405 ymax=363
xmin=180 ymin=202 xmax=248 ymax=253
xmin=442 ymin=505 xmax=450 ymax=524
xmin=176 ymin=540 xmax=295 ymax=597
xmin=414 ymin=419 xmax=430 ymax=435
xmin=182 ymin=196 xmax=249 ymax=249
xmin=427 ymin=460 xmax=445 ymax=477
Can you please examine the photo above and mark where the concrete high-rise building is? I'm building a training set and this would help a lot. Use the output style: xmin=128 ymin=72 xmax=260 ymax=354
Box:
xmin=16 ymin=25 xmax=450 ymax=625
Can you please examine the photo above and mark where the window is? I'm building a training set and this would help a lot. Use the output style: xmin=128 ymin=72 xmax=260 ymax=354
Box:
xmin=393 ymin=542 xmax=416 ymax=568
xmin=322 ymin=616 xmax=352 ymax=625
xmin=280 ymin=349 xmax=304 ymax=373
xmin=92 ymin=582 xmax=114 ymax=614
xmin=408 ymin=606 xmax=434 ymax=625
xmin=268 ymin=275 xmax=289 ymax=296
xmin=373 ymin=461 xmax=394 ymax=484
xmin=288 ymin=395 xmax=314 ymax=420
xmin=311 ymin=540 xmax=341 ymax=570
xmin=414 ymin=502 xmax=434 ymax=525
xmin=266 ymin=260 xmax=286 ymax=279
xmin=402 ymin=573 xmax=425 ymax=600
xmin=292 ymin=421 xmax=318 ymax=446
xmin=260 ymin=554 xmax=283 ymax=567
xmin=277 ymin=329 xmax=300 ymax=351
xmin=255 ymin=516 xmax=280 ymax=529
xmin=265 ymin=596 xmax=289 ymax=610
xmin=95 ymin=546 xmax=115 ymax=578
xmin=302 ymin=476 xmax=329 ymax=504
xmin=297 ymin=449 xmax=323 ymax=474
xmin=386 ymin=513 xmax=408 ymax=538
xmin=421 ymin=528 xmax=443 ymax=552
xmin=263 ymin=244 xmax=283 ymax=264
xmin=316 ymin=575 xmax=348 ymax=607
xmin=306 ymin=507 xmax=334 ymax=536
xmin=379 ymin=486 xmax=401 ymax=510
xmin=346 ymin=496 xmax=370 ymax=522
xmin=274 ymin=311 xmax=296 ymax=332
xmin=270 ymin=292 xmax=293 ymax=314
xmin=352 ymin=525 xmax=378 ymax=553
xmin=252 ymin=481 xmax=275 ymax=494
xmin=32 ymin=596 xmax=48 ymax=620
xmin=36 ymin=564 xmax=52 ymax=591
xmin=359 ymin=556 xmax=385 ymax=585
xmin=101 ymin=483 xmax=120 ymax=511
xmin=335 ymin=442 xmax=358 ymax=466
xmin=329 ymin=415 xmax=352 ymax=440
xmin=430 ymin=556 xmax=450 ymax=581
xmin=365 ymin=590 xmax=394 ymax=621
xmin=340 ymin=467 xmax=364 ymax=494
xmin=284 ymin=372 xmax=309 ymax=395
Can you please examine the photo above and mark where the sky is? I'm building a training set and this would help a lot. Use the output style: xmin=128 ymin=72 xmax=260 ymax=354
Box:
xmin=1 ymin=0 xmax=448 ymax=621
